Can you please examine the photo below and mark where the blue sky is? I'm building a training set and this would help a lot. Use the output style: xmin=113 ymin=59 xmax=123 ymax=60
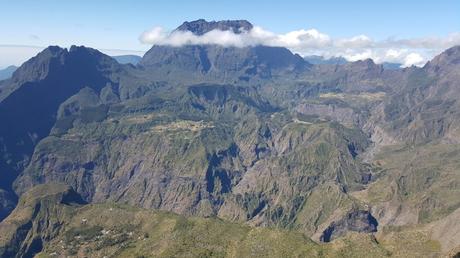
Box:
xmin=0 ymin=0 xmax=459 ymax=68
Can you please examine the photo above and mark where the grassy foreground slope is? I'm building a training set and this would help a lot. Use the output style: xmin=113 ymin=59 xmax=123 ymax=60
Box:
xmin=0 ymin=184 xmax=450 ymax=258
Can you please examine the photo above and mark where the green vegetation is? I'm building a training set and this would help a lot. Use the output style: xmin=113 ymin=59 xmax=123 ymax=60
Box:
xmin=366 ymin=143 xmax=460 ymax=223
xmin=1 ymin=184 xmax=444 ymax=258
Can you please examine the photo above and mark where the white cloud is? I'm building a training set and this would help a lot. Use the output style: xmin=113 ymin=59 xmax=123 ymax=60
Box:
xmin=342 ymin=49 xmax=373 ymax=62
xmin=139 ymin=26 xmax=332 ymax=49
xmin=275 ymin=29 xmax=331 ymax=49
xmin=403 ymin=53 xmax=425 ymax=67
xmin=335 ymin=35 xmax=373 ymax=49
xmin=381 ymin=32 xmax=460 ymax=49
xmin=139 ymin=25 xmax=460 ymax=67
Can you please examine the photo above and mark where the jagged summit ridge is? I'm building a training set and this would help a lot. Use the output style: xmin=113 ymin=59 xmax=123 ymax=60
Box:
xmin=10 ymin=45 xmax=119 ymax=85
xmin=175 ymin=19 xmax=253 ymax=35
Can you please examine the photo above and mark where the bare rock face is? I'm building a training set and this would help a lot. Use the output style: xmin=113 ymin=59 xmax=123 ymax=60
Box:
xmin=320 ymin=210 xmax=378 ymax=242
xmin=139 ymin=45 xmax=308 ymax=81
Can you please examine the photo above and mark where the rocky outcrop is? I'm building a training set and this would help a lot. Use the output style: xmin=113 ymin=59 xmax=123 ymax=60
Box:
xmin=320 ymin=210 xmax=378 ymax=242
xmin=175 ymin=19 xmax=254 ymax=35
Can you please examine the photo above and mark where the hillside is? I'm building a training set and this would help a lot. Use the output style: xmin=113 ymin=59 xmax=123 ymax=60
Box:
xmin=0 ymin=19 xmax=459 ymax=257
xmin=0 ymin=184 xmax=447 ymax=258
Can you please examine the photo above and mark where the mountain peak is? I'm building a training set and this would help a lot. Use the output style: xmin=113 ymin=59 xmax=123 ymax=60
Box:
xmin=344 ymin=58 xmax=382 ymax=71
xmin=356 ymin=58 xmax=376 ymax=66
xmin=425 ymin=45 xmax=460 ymax=71
xmin=8 ymin=45 xmax=119 ymax=88
xmin=175 ymin=19 xmax=253 ymax=35
xmin=10 ymin=46 xmax=67 ymax=83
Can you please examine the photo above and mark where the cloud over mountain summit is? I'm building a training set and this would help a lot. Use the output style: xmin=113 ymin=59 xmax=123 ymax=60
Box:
xmin=139 ymin=22 xmax=460 ymax=67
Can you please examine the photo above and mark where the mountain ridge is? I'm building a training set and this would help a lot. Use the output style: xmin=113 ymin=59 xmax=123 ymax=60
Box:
xmin=175 ymin=19 xmax=254 ymax=35
xmin=0 ymin=19 xmax=459 ymax=256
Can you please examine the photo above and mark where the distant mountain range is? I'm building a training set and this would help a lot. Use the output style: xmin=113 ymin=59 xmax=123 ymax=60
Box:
xmin=0 ymin=53 xmax=399 ymax=83
xmin=0 ymin=66 xmax=17 ymax=80
xmin=0 ymin=19 xmax=459 ymax=257
xmin=112 ymin=54 xmax=142 ymax=65
xmin=304 ymin=55 xmax=402 ymax=69
xmin=116 ymin=53 xmax=403 ymax=69
xmin=303 ymin=55 xmax=349 ymax=65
